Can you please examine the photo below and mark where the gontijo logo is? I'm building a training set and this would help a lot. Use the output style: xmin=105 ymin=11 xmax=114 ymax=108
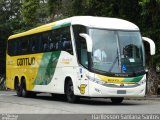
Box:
xmin=17 ymin=57 xmax=35 ymax=66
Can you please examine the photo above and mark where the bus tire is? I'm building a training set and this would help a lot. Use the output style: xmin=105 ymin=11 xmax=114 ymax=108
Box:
xmin=111 ymin=97 xmax=124 ymax=104
xmin=15 ymin=78 xmax=22 ymax=97
xmin=65 ymin=80 xmax=79 ymax=103
xmin=21 ymin=79 xmax=28 ymax=98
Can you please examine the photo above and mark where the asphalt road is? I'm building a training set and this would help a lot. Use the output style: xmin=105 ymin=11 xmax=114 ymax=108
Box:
xmin=0 ymin=91 xmax=160 ymax=120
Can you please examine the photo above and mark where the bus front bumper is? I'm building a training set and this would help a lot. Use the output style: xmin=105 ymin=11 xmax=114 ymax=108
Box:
xmin=88 ymin=81 xmax=146 ymax=98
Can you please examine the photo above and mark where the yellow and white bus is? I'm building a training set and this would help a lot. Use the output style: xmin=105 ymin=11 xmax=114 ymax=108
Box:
xmin=6 ymin=16 xmax=155 ymax=103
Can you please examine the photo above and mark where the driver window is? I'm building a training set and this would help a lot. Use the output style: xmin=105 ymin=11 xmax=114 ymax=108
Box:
xmin=80 ymin=40 xmax=88 ymax=68
xmin=73 ymin=25 xmax=88 ymax=68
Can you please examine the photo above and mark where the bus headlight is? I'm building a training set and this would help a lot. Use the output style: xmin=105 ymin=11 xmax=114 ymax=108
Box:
xmin=95 ymin=78 xmax=105 ymax=85
xmin=86 ymin=75 xmax=105 ymax=85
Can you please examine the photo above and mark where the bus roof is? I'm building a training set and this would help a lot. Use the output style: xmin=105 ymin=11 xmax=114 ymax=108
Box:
xmin=8 ymin=16 xmax=139 ymax=40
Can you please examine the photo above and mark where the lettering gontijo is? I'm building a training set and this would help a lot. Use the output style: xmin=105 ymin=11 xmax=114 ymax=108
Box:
xmin=17 ymin=57 xmax=35 ymax=66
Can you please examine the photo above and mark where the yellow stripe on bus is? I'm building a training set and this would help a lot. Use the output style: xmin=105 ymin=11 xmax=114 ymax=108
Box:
xmin=96 ymin=74 xmax=124 ymax=83
xmin=8 ymin=22 xmax=56 ymax=40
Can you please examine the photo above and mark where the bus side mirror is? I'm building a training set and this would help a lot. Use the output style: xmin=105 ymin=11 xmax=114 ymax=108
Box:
xmin=79 ymin=33 xmax=93 ymax=52
xmin=142 ymin=37 xmax=155 ymax=55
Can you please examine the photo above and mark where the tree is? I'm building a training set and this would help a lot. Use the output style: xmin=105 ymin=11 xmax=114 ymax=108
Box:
xmin=21 ymin=0 xmax=50 ymax=29
xmin=0 ymin=0 xmax=22 ymax=89
xmin=140 ymin=0 xmax=160 ymax=95
xmin=21 ymin=0 xmax=39 ymax=25
xmin=0 ymin=0 xmax=22 ymax=38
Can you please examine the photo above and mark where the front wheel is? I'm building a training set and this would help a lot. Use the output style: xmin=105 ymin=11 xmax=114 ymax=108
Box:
xmin=111 ymin=97 xmax=124 ymax=104
xmin=65 ymin=80 xmax=79 ymax=103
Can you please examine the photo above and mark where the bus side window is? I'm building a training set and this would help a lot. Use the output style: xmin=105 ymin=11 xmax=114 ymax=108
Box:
xmin=35 ymin=34 xmax=41 ymax=53
xmin=14 ymin=39 xmax=21 ymax=55
xmin=41 ymin=32 xmax=49 ymax=52
xmin=61 ymin=27 xmax=73 ymax=55
xmin=29 ymin=34 xmax=41 ymax=54
xmin=8 ymin=39 xmax=18 ymax=56
xmin=80 ymin=41 xmax=88 ymax=67
xmin=19 ymin=37 xmax=29 ymax=55
xmin=39 ymin=34 xmax=44 ymax=52
xmin=57 ymin=34 xmax=63 ymax=51
xmin=48 ymin=31 xmax=55 ymax=51
xmin=54 ymin=29 xmax=62 ymax=51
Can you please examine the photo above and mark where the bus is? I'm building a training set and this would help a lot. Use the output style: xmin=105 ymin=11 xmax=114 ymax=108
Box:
xmin=6 ymin=16 xmax=155 ymax=103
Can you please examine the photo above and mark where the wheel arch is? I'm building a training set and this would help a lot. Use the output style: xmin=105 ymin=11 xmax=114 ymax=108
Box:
xmin=64 ymin=76 xmax=72 ymax=93
xmin=64 ymin=76 xmax=79 ymax=102
xmin=64 ymin=76 xmax=77 ymax=94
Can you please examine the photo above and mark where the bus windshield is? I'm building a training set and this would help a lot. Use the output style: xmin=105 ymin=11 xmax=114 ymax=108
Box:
xmin=90 ymin=29 xmax=145 ymax=75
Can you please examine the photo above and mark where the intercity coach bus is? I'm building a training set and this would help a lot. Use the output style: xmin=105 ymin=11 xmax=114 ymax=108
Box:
xmin=6 ymin=16 xmax=155 ymax=103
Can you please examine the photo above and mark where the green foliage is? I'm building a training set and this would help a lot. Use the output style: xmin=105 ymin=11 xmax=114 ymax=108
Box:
xmin=21 ymin=0 xmax=40 ymax=25
xmin=20 ymin=0 xmax=50 ymax=31
xmin=48 ymin=0 xmax=63 ymax=20
xmin=37 ymin=0 xmax=50 ymax=23
xmin=0 ymin=0 xmax=22 ymax=39
xmin=140 ymin=0 xmax=160 ymax=63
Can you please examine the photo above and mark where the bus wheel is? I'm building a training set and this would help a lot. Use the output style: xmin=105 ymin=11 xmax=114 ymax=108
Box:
xmin=65 ymin=80 xmax=79 ymax=103
xmin=21 ymin=80 xmax=28 ymax=98
xmin=15 ymin=80 xmax=22 ymax=97
xmin=111 ymin=97 xmax=124 ymax=104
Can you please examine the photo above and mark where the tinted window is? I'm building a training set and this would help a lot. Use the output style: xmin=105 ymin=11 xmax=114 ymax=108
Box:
xmin=19 ymin=37 xmax=29 ymax=55
xmin=29 ymin=34 xmax=42 ymax=54
xmin=7 ymin=26 xmax=73 ymax=56
xmin=8 ymin=39 xmax=19 ymax=56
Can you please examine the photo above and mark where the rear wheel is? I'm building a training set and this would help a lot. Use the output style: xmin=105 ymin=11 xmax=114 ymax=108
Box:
xmin=21 ymin=80 xmax=28 ymax=98
xmin=15 ymin=80 xmax=22 ymax=97
xmin=21 ymin=80 xmax=36 ymax=98
xmin=111 ymin=97 xmax=124 ymax=104
xmin=65 ymin=80 xmax=79 ymax=103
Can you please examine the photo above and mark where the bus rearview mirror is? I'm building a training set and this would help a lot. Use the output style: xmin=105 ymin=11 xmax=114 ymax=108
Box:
xmin=79 ymin=33 xmax=93 ymax=52
xmin=142 ymin=37 xmax=155 ymax=55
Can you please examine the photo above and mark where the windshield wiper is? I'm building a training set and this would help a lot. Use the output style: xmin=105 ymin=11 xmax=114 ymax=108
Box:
xmin=108 ymin=50 xmax=119 ymax=72
xmin=108 ymin=56 xmax=118 ymax=72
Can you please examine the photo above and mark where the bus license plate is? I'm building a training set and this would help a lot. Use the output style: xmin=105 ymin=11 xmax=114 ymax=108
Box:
xmin=117 ymin=90 xmax=126 ymax=94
